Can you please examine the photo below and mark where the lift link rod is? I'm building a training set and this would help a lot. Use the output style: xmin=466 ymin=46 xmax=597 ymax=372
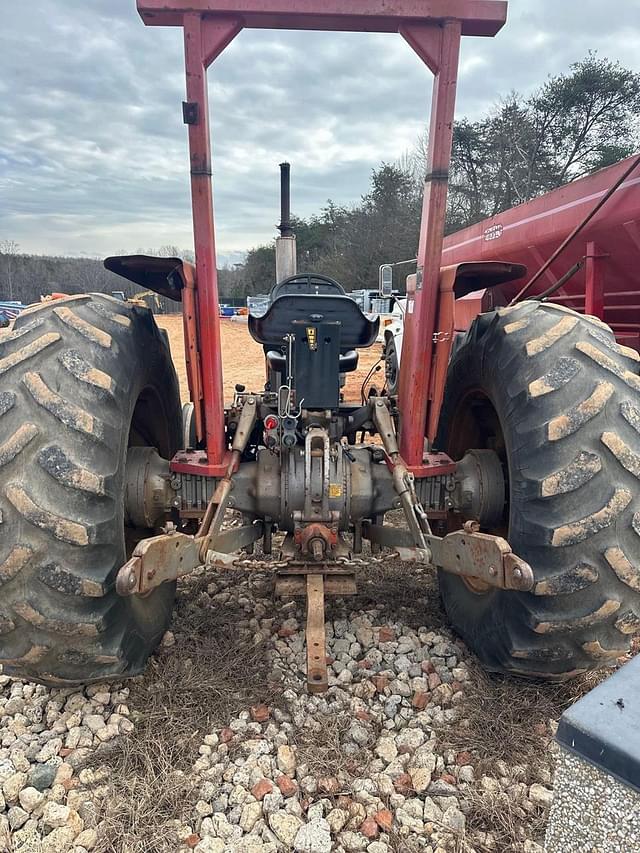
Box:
xmin=368 ymin=398 xmax=534 ymax=592
xmin=196 ymin=396 xmax=258 ymax=560
xmin=371 ymin=398 xmax=431 ymax=551
xmin=116 ymin=398 xmax=258 ymax=597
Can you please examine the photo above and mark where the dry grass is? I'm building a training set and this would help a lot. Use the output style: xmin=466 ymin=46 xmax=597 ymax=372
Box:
xmin=387 ymin=832 xmax=425 ymax=853
xmin=463 ymin=785 xmax=548 ymax=853
xmin=438 ymin=663 xmax=609 ymax=774
xmin=290 ymin=712 xmax=378 ymax=782
xmin=428 ymin=661 xmax=615 ymax=852
xmin=89 ymin=573 xmax=279 ymax=853
xmin=354 ymin=557 xmax=446 ymax=631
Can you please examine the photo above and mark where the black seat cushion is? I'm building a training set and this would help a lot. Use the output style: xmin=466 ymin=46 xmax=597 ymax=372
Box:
xmin=266 ymin=350 xmax=287 ymax=372
xmin=249 ymin=294 xmax=379 ymax=350
xmin=266 ymin=348 xmax=359 ymax=374
xmin=339 ymin=350 xmax=359 ymax=372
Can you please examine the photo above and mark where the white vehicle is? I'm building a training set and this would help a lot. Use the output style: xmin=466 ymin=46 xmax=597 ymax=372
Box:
xmin=377 ymin=261 xmax=415 ymax=395
xmin=381 ymin=296 xmax=406 ymax=394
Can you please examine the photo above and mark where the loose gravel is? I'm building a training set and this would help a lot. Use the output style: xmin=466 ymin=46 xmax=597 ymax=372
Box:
xmin=545 ymin=748 xmax=640 ymax=853
xmin=0 ymin=550 xmax=627 ymax=853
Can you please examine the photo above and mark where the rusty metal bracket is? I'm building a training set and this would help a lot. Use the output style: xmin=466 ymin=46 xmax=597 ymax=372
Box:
xmin=306 ymin=574 xmax=328 ymax=694
xmin=428 ymin=529 xmax=533 ymax=591
xmin=116 ymin=521 xmax=264 ymax=596
xmin=116 ymin=531 xmax=202 ymax=596
xmin=275 ymin=554 xmax=357 ymax=693
xmin=363 ymin=522 xmax=534 ymax=591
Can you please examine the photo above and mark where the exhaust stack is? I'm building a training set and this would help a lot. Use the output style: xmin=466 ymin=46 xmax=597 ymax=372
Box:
xmin=275 ymin=162 xmax=297 ymax=282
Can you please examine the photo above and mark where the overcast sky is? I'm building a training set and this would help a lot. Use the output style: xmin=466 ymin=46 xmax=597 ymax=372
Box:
xmin=2 ymin=1 xmax=639 ymax=264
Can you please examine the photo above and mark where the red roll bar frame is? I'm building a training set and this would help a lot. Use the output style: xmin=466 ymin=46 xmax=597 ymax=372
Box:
xmin=137 ymin=0 xmax=507 ymax=475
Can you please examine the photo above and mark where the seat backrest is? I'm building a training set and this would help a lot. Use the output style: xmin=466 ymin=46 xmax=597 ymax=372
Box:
xmin=270 ymin=273 xmax=346 ymax=300
xmin=249 ymin=293 xmax=380 ymax=350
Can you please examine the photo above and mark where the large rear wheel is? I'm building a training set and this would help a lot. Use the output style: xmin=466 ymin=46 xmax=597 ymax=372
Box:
xmin=0 ymin=294 xmax=182 ymax=685
xmin=437 ymin=301 xmax=640 ymax=678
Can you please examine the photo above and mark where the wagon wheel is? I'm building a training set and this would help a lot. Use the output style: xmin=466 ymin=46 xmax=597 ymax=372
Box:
xmin=437 ymin=301 xmax=640 ymax=678
xmin=0 ymin=294 xmax=182 ymax=685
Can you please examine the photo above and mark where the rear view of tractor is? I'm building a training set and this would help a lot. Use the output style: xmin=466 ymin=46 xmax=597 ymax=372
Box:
xmin=0 ymin=0 xmax=638 ymax=690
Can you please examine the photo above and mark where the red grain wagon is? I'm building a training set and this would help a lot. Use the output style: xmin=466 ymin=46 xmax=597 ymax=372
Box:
xmin=444 ymin=156 xmax=640 ymax=351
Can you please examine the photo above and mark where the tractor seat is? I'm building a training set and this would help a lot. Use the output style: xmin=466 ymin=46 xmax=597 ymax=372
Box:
xmin=269 ymin=273 xmax=346 ymax=300
xmin=249 ymin=293 xmax=379 ymax=351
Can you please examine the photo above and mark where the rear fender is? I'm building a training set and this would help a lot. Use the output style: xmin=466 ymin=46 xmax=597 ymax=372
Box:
xmin=104 ymin=255 xmax=204 ymax=446
xmin=426 ymin=260 xmax=527 ymax=443
xmin=104 ymin=254 xmax=195 ymax=302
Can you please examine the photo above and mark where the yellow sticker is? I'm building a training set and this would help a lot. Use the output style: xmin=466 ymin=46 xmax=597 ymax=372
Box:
xmin=306 ymin=326 xmax=317 ymax=351
xmin=329 ymin=483 xmax=342 ymax=498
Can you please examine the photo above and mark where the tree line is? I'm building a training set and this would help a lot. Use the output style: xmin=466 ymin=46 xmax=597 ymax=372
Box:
xmin=0 ymin=245 xmax=185 ymax=310
xmin=234 ymin=54 xmax=640 ymax=297
xmin=2 ymin=53 xmax=638 ymax=304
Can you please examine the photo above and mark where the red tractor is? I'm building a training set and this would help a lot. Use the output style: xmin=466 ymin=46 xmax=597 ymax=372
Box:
xmin=1 ymin=0 xmax=638 ymax=691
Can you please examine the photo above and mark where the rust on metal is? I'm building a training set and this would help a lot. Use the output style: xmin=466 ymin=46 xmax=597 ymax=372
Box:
xmin=115 ymin=522 xmax=264 ymax=596
xmin=294 ymin=523 xmax=338 ymax=560
xmin=432 ymin=530 xmax=534 ymax=591
xmin=275 ymin=574 xmax=356 ymax=597
xmin=305 ymin=574 xmax=328 ymax=693
xmin=364 ymin=520 xmax=534 ymax=592
xmin=115 ymin=531 xmax=202 ymax=596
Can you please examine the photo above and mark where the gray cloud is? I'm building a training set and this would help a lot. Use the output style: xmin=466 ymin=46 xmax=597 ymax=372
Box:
xmin=2 ymin=0 xmax=639 ymax=260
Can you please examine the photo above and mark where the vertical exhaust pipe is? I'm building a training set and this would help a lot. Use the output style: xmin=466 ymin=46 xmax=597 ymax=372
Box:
xmin=278 ymin=162 xmax=293 ymax=238
xmin=275 ymin=162 xmax=297 ymax=282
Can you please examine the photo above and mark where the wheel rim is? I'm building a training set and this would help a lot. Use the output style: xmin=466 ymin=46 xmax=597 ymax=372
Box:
xmin=446 ymin=388 xmax=509 ymax=595
xmin=385 ymin=342 xmax=398 ymax=391
xmin=126 ymin=384 xmax=175 ymax=601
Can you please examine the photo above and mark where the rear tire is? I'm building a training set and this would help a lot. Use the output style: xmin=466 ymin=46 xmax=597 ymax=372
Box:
xmin=0 ymin=294 xmax=182 ymax=685
xmin=384 ymin=335 xmax=400 ymax=396
xmin=436 ymin=301 xmax=640 ymax=678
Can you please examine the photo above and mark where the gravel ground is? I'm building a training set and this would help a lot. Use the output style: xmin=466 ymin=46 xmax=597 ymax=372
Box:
xmin=545 ymin=749 xmax=640 ymax=852
xmin=0 ymin=546 xmax=625 ymax=853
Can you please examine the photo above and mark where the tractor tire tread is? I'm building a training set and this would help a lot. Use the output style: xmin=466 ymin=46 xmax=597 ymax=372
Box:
xmin=0 ymin=293 xmax=181 ymax=685
xmin=437 ymin=300 xmax=640 ymax=677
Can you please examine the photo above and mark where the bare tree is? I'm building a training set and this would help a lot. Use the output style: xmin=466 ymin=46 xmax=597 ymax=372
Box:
xmin=413 ymin=53 xmax=640 ymax=231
